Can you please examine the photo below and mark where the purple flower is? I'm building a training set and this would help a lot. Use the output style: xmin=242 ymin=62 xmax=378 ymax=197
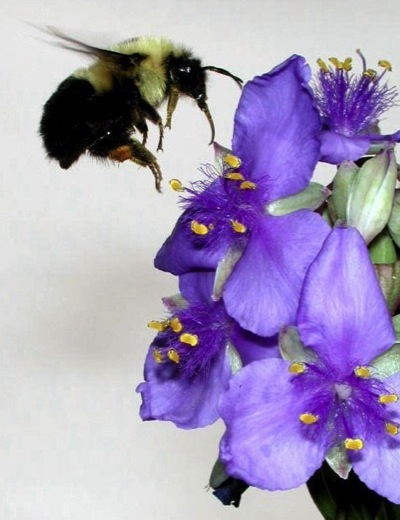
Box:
xmin=155 ymin=55 xmax=330 ymax=336
xmin=137 ymin=271 xmax=278 ymax=429
xmin=313 ymin=53 xmax=399 ymax=164
xmin=219 ymin=228 xmax=400 ymax=504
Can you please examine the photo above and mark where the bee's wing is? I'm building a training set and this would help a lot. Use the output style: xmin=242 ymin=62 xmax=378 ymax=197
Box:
xmin=41 ymin=26 xmax=147 ymax=68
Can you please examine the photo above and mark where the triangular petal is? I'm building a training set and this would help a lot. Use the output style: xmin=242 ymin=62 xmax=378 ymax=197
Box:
xmin=232 ymin=326 xmax=279 ymax=366
xmin=232 ymin=55 xmax=321 ymax=201
xmin=319 ymin=130 xmax=371 ymax=164
xmin=297 ymin=227 xmax=396 ymax=369
xmin=137 ymin=343 xmax=232 ymax=429
xmin=223 ymin=211 xmax=330 ymax=336
xmin=219 ymin=358 xmax=327 ymax=490
xmin=178 ymin=271 xmax=215 ymax=304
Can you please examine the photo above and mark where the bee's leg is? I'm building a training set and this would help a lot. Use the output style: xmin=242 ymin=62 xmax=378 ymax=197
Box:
xmin=108 ymin=139 xmax=163 ymax=192
xmin=165 ymin=85 xmax=180 ymax=130
xmin=135 ymin=100 xmax=164 ymax=152
xmin=134 ymin=115 xmax=149 ymax=146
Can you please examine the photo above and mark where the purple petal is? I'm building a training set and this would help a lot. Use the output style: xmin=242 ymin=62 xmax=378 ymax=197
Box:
xmin=178 ymin=271 xmax=215 ymax=304
xmin=297 ymin=227 xmax=396 ymax=370
xmin=223 ymin=211 xmax=330 ymax=336
xmin=232 ymin=55 xmax=321 ymax=201
xmin=232 ymin=326 xmax=280 ymax=366
xmin=319 ymin=130 xmax=371 ymax=164
xmin=154 ymin=211 xmax=223 ymax=275
xmin=137 ymin=343 xmax=232 ymax=429
xmin=219 ymin=358 xmax=327 ymax=490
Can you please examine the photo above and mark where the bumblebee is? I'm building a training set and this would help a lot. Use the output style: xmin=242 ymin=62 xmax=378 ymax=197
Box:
xmin=39 ymin=28 xmax=243 ymax=191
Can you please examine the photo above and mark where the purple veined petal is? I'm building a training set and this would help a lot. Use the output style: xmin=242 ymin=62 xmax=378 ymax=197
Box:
xmin=351 ymin=371 xmax=400 ymax=504
xmin=232 ymin=325 xmax=279 ymax=366
xmin=219 ymin=358 xmax=327 ymax=490
xmin=297 ymin=227 xmax=396 ymax=371
xmin=223 ymin=211 xmax=330 ymax=336
xmin=137 ymin=342 xmax=232 ymax=429
xmin=154 ymin=211 xmax=224 ymax=275
xmin=178 ymin=270 xmax=215 ymax=304
xmin=232 ymin=55 xmax=321 ymax=201
xmin=319 ymin=130 xmax=371 ymax=164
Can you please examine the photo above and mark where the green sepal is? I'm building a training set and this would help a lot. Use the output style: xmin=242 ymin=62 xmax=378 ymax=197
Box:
xmin=330 ymin=161 xmax=358 ymax=221
xmin=388 ymin=190 xmax=400 ymax=248
xmin=266 ymin=182 xmax=330 ymax=216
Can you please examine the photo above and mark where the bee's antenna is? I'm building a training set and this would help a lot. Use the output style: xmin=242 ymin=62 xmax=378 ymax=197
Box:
xmin=203 ymin=66 xmax=243 ymax=89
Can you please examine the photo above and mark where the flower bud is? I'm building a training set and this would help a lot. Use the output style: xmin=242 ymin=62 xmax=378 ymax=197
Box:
xmin=266 ymin=182 xmax=330 ymax=216
xmin=347 ymin=150 xmax=397 ymax=244
xmin=329 ymin=161 xmax=358 ymax=221
xmin=388 ymin=190 xmax=400 ymax=247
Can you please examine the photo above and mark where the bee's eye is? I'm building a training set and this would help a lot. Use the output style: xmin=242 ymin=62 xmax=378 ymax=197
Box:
xmin=178 ymin=66 xmax=191 ymax=75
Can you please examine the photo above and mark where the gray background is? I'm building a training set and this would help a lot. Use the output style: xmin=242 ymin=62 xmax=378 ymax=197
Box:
xmin=2 ymin=1 xmax=400 ymax=518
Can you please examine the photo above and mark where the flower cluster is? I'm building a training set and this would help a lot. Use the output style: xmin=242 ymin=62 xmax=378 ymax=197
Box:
xmin=138 ymin=52 xmax=400 ymax=515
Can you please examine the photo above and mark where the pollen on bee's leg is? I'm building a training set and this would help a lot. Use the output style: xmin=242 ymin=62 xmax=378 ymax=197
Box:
xmin=379 ymin=393 xmax=399 ymax=404
xmin=109 ymin=145 xmax=132 ymax=162
xmin=344 ymin=438 xmax=364 ymax=451
xmin=223 ymin=154 xmax=241 ymax=169
xmin=179 ymin=333 xmax=198 ymax=347
xmin=386 ymin=423 xmax=399 ymax=435
xmin=299 ymin=413 xmax=319 ymax=425
xmin=191 ymin=221 xmax=209 ymax=235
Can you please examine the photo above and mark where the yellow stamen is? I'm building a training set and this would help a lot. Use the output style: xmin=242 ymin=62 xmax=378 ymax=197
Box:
xmin=191 ymin=220 xmax=209 ymax=236
xmin=231 ymin=220 xmax=247 ymax=234
xmin=240 ymin=180 xmax=257 ymax=190
xmin=386 ymin=423 xmax=399 ymax=435
xmin=343 ymin=57 xmax=352 ymax=71
xmin=289 ymin=362 xmax=306 ymax=374
xmin=225 ymin=172 xmax=245 ymax=181
xmin=167 ymin=349 xmax=180 ymax=363
xmin=354 ymin=366 xmax=371 ymax=378
xmin=153 ymin=349 xmax=163 ymax=364
xmin=378 ymin=59 xmax=392 ymax=72
xmin=224 ymin=154 xmax=242 ymax=169
xmin=169 ymin=178 xmax=184 ymax=192
xmin=329 ymin=57 xmax=344 ymax=69
xmin=344 ymin=438 xmax=364 ymax=451
xmin=363 ymin=68 xmax=377 ymax=80
xmin=180 ymin=333 xmax=199 ymax=347
xmin=148 ymin=320 xmax=169 ymax=332
xmin=317 ymin=58 xmax=329 ymax=73
xmin=299 ymin=413 xmax=319 ymax=425
xmin=170 ymin=317 xmax=183 ymax=333
xmin=379 ymin=393 xmax=399 ymax=404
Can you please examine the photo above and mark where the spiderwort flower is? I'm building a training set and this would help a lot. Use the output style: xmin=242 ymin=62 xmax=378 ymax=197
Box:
xmin=155 ymin=55 xmax=330 ymax=336
xmin=219 ymin=228 xmax=400 ymax=504
xmin=137 ymin=271 xmax=278 ymax=429
xmin=313 ymin=52 xmax=400 ymax=164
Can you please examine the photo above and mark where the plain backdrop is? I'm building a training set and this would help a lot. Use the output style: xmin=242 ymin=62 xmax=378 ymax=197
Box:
xmin=2 ymin=1 xmax=400 ymax=519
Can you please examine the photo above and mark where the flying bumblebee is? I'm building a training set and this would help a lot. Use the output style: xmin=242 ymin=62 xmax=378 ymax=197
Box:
xmin=39 ymin=28 xmax=243 ymax=191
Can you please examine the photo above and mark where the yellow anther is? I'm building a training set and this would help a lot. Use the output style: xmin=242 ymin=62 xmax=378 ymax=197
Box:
xmin=378 ymin=59 xmax=392 ymax=72
xmin=344 ymin=438 xmax=364 ymax=451
xmin=317 ymin=58 xmax=329 ymax=73
xmin=224 ymin=154 xmax=242 ymax=169
xmin=299 ymin=413 xmax=319 ymax=425
xmin=354 ymin=366 xmax=371 ymax=378
xmin=225 ymin=172 xmax=245 ymax=181
xmin=386 ymin=423 xmax=399 ymax=435
xmin=231 ymin=220 xmax=247 ymax=234
xmin=170 ymin=317 xmax=183 ymax=333
xmin=167 ymin=349 xmax=180 ymax=363
xmin=191 ymin=220 xmax=209 ymax=236
xmin=363 ymin=68 xmax=377 ymax=80
xmin=153 ymin=349 xmax=163 ymax=364
xmin=169 ymin=178 xmax=184 ymax=192
xmin=379 ymin=394 xmax=399 ymax=404
xmin=148 ymin=320 xmax=168 ymax=332
xmin=329 ymin=57 xmax=344 ymax=69
xmin=240 ymin=180 xmax=257 ymax=190
xmin=343 ymin=57 xmax=352 ymax=71
xmin=289 ymin=362 xmax=306 ymax=374
xmin=179 ymin=333 xmax=199 ymax=347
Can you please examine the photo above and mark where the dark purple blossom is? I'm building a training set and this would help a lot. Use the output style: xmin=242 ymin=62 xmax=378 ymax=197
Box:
xmin=155 ymin=55 xmax=330 ymax=336
xmin=137 ymin=271 xmax=278 ymax=429
xmin=219 ymin=228 xmax=400 ymax=503
xmin=313 ymin=53 xmax=399 ymax=163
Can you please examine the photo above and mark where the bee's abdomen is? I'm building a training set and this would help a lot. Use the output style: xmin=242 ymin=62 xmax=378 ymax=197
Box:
xmin=40 ymin=77 xmax=96 ymax=168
